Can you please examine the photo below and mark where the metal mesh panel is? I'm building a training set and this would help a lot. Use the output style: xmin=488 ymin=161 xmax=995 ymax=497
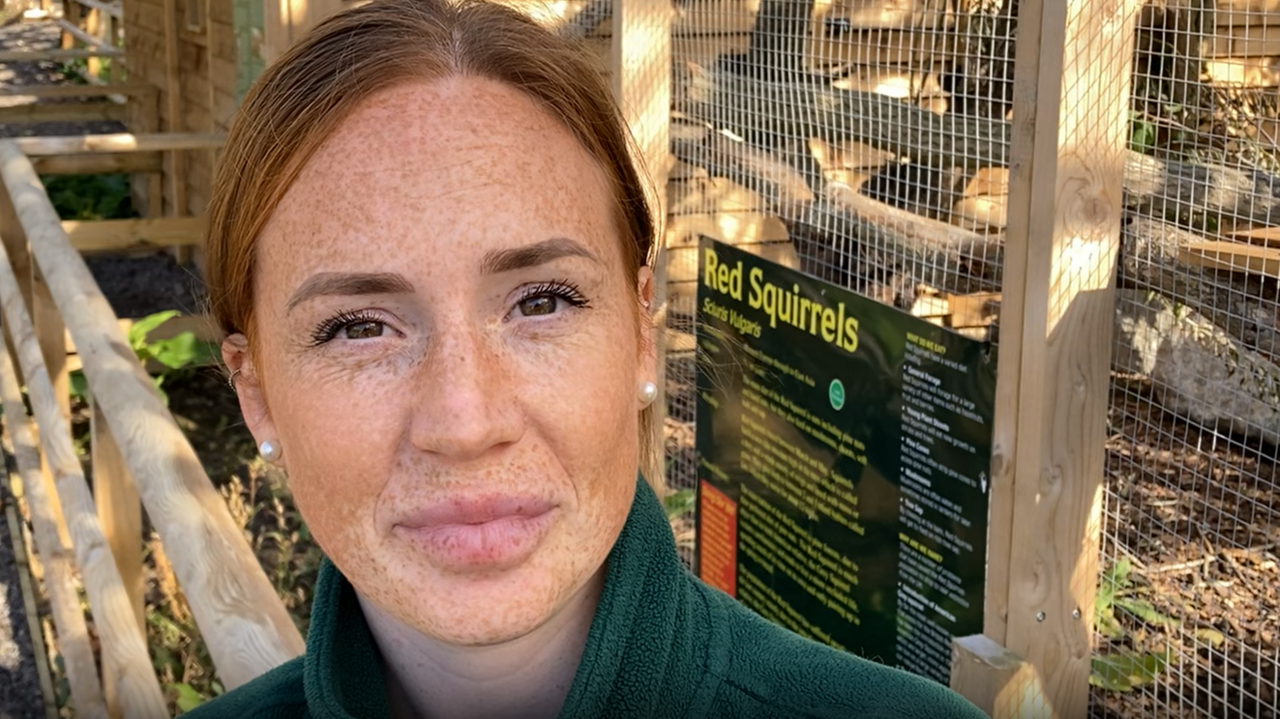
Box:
xmin=563 ymin=0 xmax=1277 ymax=711
xmin=1100 ymin=1 xmax=1280 ymax=717
xmin=665 ymin=0 xmax=1010 ymax=572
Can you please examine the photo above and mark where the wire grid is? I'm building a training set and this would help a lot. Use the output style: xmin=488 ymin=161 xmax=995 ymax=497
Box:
xmin=664 ymin=0 xmax=1011 ymax=573
xmin=1100 ymin=2 xmax=1280 ymax=717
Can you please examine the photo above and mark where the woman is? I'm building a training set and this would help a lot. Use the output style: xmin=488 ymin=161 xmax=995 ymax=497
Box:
xmin=188 ymin=1 xmax=989 ymax=717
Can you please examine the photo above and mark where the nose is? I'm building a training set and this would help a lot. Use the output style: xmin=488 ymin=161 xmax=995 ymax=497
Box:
xmin=409 ymin=324 xmax=523 ymax=462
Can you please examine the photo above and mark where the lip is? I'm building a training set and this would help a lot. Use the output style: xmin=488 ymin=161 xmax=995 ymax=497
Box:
xmin=393 ymin=496 xmax=558 ymax=571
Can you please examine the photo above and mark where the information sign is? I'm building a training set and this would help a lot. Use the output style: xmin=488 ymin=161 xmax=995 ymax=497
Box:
xmin=695 ymin=237 xmax=996 ymax=685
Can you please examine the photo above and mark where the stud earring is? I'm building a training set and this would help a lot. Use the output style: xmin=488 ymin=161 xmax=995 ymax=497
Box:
xmin=259 ymin=440 xmax=282 ymax=463
xmin=640 ymin=381 xmax=658 ymax=406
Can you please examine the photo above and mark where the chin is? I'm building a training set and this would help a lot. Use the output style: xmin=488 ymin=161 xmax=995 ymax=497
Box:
xmin=376 ymin=532 xmax=606 ymax=647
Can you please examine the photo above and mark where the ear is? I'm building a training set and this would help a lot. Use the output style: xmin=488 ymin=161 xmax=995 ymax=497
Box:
xmin=223 ymin=334 xmax=283 ymax=468
xmin=636 ymin=265 xmax=658 ymax=385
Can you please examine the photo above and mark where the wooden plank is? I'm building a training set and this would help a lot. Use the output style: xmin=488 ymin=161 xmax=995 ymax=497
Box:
xmin=32 ymin=152 xmax=163 ymax=176
xmin=0 ymin=48 xmax=122 ymax=62
xmin=0 ymin=83 xmax=146 ymax=98
xmin=0 ymin=339 xmax=108 ymax=719
xmin=810 ymin=28 xmax=953 ymax=69
xmin=950 ymin=635 xmax=1053 ymax=719
xmin=56 ymin=17 xmax=116 ymax=52
xmin=61 ymin=217 xmax=205 ymax=253
xmin=1179 ymin=240 xmax=1280 ymax=278
xmin=0 ymin=140 xmax=306 ymax=688
xmin=0 ymin=102 xmax=127 ymax=125
xmin=92 ymin=396 xmax=144 ymax=636
xmin=816 ymin=0 xmax=956 ymax=31
xmin=75 ymin=0 xmax=124 ymax=19
xmin=0 ymin=228 xmax=168 ymax=719
xmin=957 ymin=0 xmax=1142 ymax=717
xmin=1206 ymin=56 xmax=1280 ymax=86
xmin=14 ymin=132 xmax=223 ymax=156
xmin=1227 ymin=225 xmax=1280 ymax=246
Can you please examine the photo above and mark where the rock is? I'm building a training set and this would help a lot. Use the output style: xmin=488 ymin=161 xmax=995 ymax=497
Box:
xmin=1114 ymin=288 xmax=1280 ymax=447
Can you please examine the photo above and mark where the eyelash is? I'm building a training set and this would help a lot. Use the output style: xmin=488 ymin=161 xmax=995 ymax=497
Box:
xmin=512 ymin=280 xmax=592 ymax=314
xmin=309 ymin=309 xmax=387 ymax=347
xmin=307 ymin=280 xmax=591 ymax=346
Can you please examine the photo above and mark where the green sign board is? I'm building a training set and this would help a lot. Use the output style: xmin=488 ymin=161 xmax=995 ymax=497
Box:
xmin=694 ymin=237 xmax=996 ymax=686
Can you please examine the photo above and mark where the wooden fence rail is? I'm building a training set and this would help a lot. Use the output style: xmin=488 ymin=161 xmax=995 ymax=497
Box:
xmin=0 ymin=135 xmax=305 ymax=716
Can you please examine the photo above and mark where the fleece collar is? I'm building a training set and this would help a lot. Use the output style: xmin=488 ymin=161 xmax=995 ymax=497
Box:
xmin=302 ymin=477 xmax=700 ymax=719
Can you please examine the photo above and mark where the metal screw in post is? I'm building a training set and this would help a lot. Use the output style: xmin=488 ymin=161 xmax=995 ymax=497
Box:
xmin=1072 ymin=608 xmax=1082 ymax=620
xmin=1035 ymin=611 xmax=1046 ymax=623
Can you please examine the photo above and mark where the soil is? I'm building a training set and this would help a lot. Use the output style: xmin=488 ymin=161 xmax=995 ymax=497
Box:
xmin=1093 ymin=380 xmax=1280 ymax=719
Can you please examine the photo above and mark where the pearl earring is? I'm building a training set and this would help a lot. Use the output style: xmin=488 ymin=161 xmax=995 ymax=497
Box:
xmin=259 ymin=440 xmax=282 ymax=463
xmin=640 ymin=381 xmax=658 ymax=406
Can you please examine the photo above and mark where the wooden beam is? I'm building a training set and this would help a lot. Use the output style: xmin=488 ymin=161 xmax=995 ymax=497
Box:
xmin=0 ymin=83 xmax=146 ymax=99
xmin=0 ymin=227 xmax=168 ymax=719
xmin=955 ymin=0 xmax=1143 ymax=716
xmin=0 ymin=48 xmax=122 ymax=62
xmin=74 ymin=0 xmax=123 ymax=19
xmin=0 ymin=102 xmax=127 ymax=125
xmin=14 ymin=132 xmax=224 ymax=156
xmin=0 ymin=344 xmax=109 ymax=719
xmin=163 ymin=0 xmax=187 ymax=218
xmin=92 ymin=396 xmax=144 ymax=636
xmin=32 ymin=152 xmax=163 ymax=176
xmin=951 ymin=635 xmax=1052 ymax=719
xmin=0 ymin=140 xmax=306 ymax=688
xmin=56 ymin=17 xmax=117 ymax=53
xmin=1179 ymin=241 xmax=1280 ymax=279
xmin=612 ymin=0 xmax=672 ymax=489
xmin=61 ymin=217 xmax=205 ymax=253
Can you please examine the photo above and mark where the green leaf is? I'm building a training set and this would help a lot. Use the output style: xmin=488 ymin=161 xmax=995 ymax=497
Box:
xmin=170 ymin=683 xmax=206 ymax=713
xmin=69 ymin=370 xmax=88 ymax=400
xmin=1194 ymin=628 xmax=1226 ymax=647
xmin=1114 ymin=597 xmax=1173 ymax=626
xmin=1090 ymin=650 xmax=1169 ymax=692
xmin=663 ymin=489 xmax=696 ymax=519
xmin=150 ymin=333 xmax=212 ymax=370
xmin=128 ymin=310 xmax=180 ymax=353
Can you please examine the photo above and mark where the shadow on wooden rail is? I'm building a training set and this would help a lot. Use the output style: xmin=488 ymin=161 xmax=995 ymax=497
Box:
xmin=0 ymin=135 xmax=304 ymax=719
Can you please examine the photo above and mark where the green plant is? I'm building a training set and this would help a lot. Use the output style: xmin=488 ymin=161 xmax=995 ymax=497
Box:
xmin=1090 ymin=558 xmax=1175 ymax=692
xmin=70 ymin=311 xmax=218 ymax=406
xmin=663 ymin=488 xmax=696 ymax=520
xmin=42 ymin=173 xmax=136 ymax=221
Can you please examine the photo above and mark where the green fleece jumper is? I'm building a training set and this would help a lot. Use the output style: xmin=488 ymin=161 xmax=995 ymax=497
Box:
xmin=185 ymin=479 xmax=988 ymax=719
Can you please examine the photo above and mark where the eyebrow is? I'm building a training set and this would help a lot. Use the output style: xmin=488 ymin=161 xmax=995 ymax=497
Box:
xmin=286 ymin=272 xmax=415 ymax=313
xmin=480 ymin=237 xmax=599 ymax=275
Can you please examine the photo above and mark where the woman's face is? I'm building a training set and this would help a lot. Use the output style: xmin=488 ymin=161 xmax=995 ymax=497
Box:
xmin=228 ymin=77 xmax=655 ymax=646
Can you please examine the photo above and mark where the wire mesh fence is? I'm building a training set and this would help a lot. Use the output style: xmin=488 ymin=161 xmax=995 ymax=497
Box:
xmin=1103 ymin=1 xmax=1280 ymax=717
xmin=556 ymin=0 xmax=1279 ymax=714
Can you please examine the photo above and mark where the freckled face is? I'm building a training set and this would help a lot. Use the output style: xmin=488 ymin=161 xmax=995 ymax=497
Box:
xmin=240 ymin=77 xmax=650 ymax=645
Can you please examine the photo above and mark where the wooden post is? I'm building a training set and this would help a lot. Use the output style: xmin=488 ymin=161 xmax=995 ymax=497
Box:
xmin=0 ymin=344 xmax=109 ymax=719
xmin=262 ymin=0 xmax=287 ymax=64
xmin=611 ymin=0 xmax=672 ymax=488
xmin=61 ymin=2 xmax=81 ymax=51
xmin=92 ymin=394 xmax=145 ymax=717
xmin=0 ymin=234 xmax=168 ymax=719
xmin=0 ymin=140 xmax=306 ymax=688
xmin=85 ymin=4 xmax=101 ymax=80
xmin=951 ymin=0 xmax=1142 ymax=717
xmin=163 ymin=0 xmax=186 ymax=219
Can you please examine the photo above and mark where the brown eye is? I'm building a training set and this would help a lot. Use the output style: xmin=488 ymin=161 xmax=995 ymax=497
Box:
xmin=518 ymin=295 xmax=558 ymax=317
xmin=343 ymin=321 xmax=385 ymax=339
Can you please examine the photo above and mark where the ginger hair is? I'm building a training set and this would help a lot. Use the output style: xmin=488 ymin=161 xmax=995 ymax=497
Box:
xmin=206 ymin=0 xmax=663 ymax=487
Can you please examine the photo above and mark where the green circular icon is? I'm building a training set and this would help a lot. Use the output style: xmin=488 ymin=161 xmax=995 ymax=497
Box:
xmin=829 ymin=379 xmax=845 ymax=410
